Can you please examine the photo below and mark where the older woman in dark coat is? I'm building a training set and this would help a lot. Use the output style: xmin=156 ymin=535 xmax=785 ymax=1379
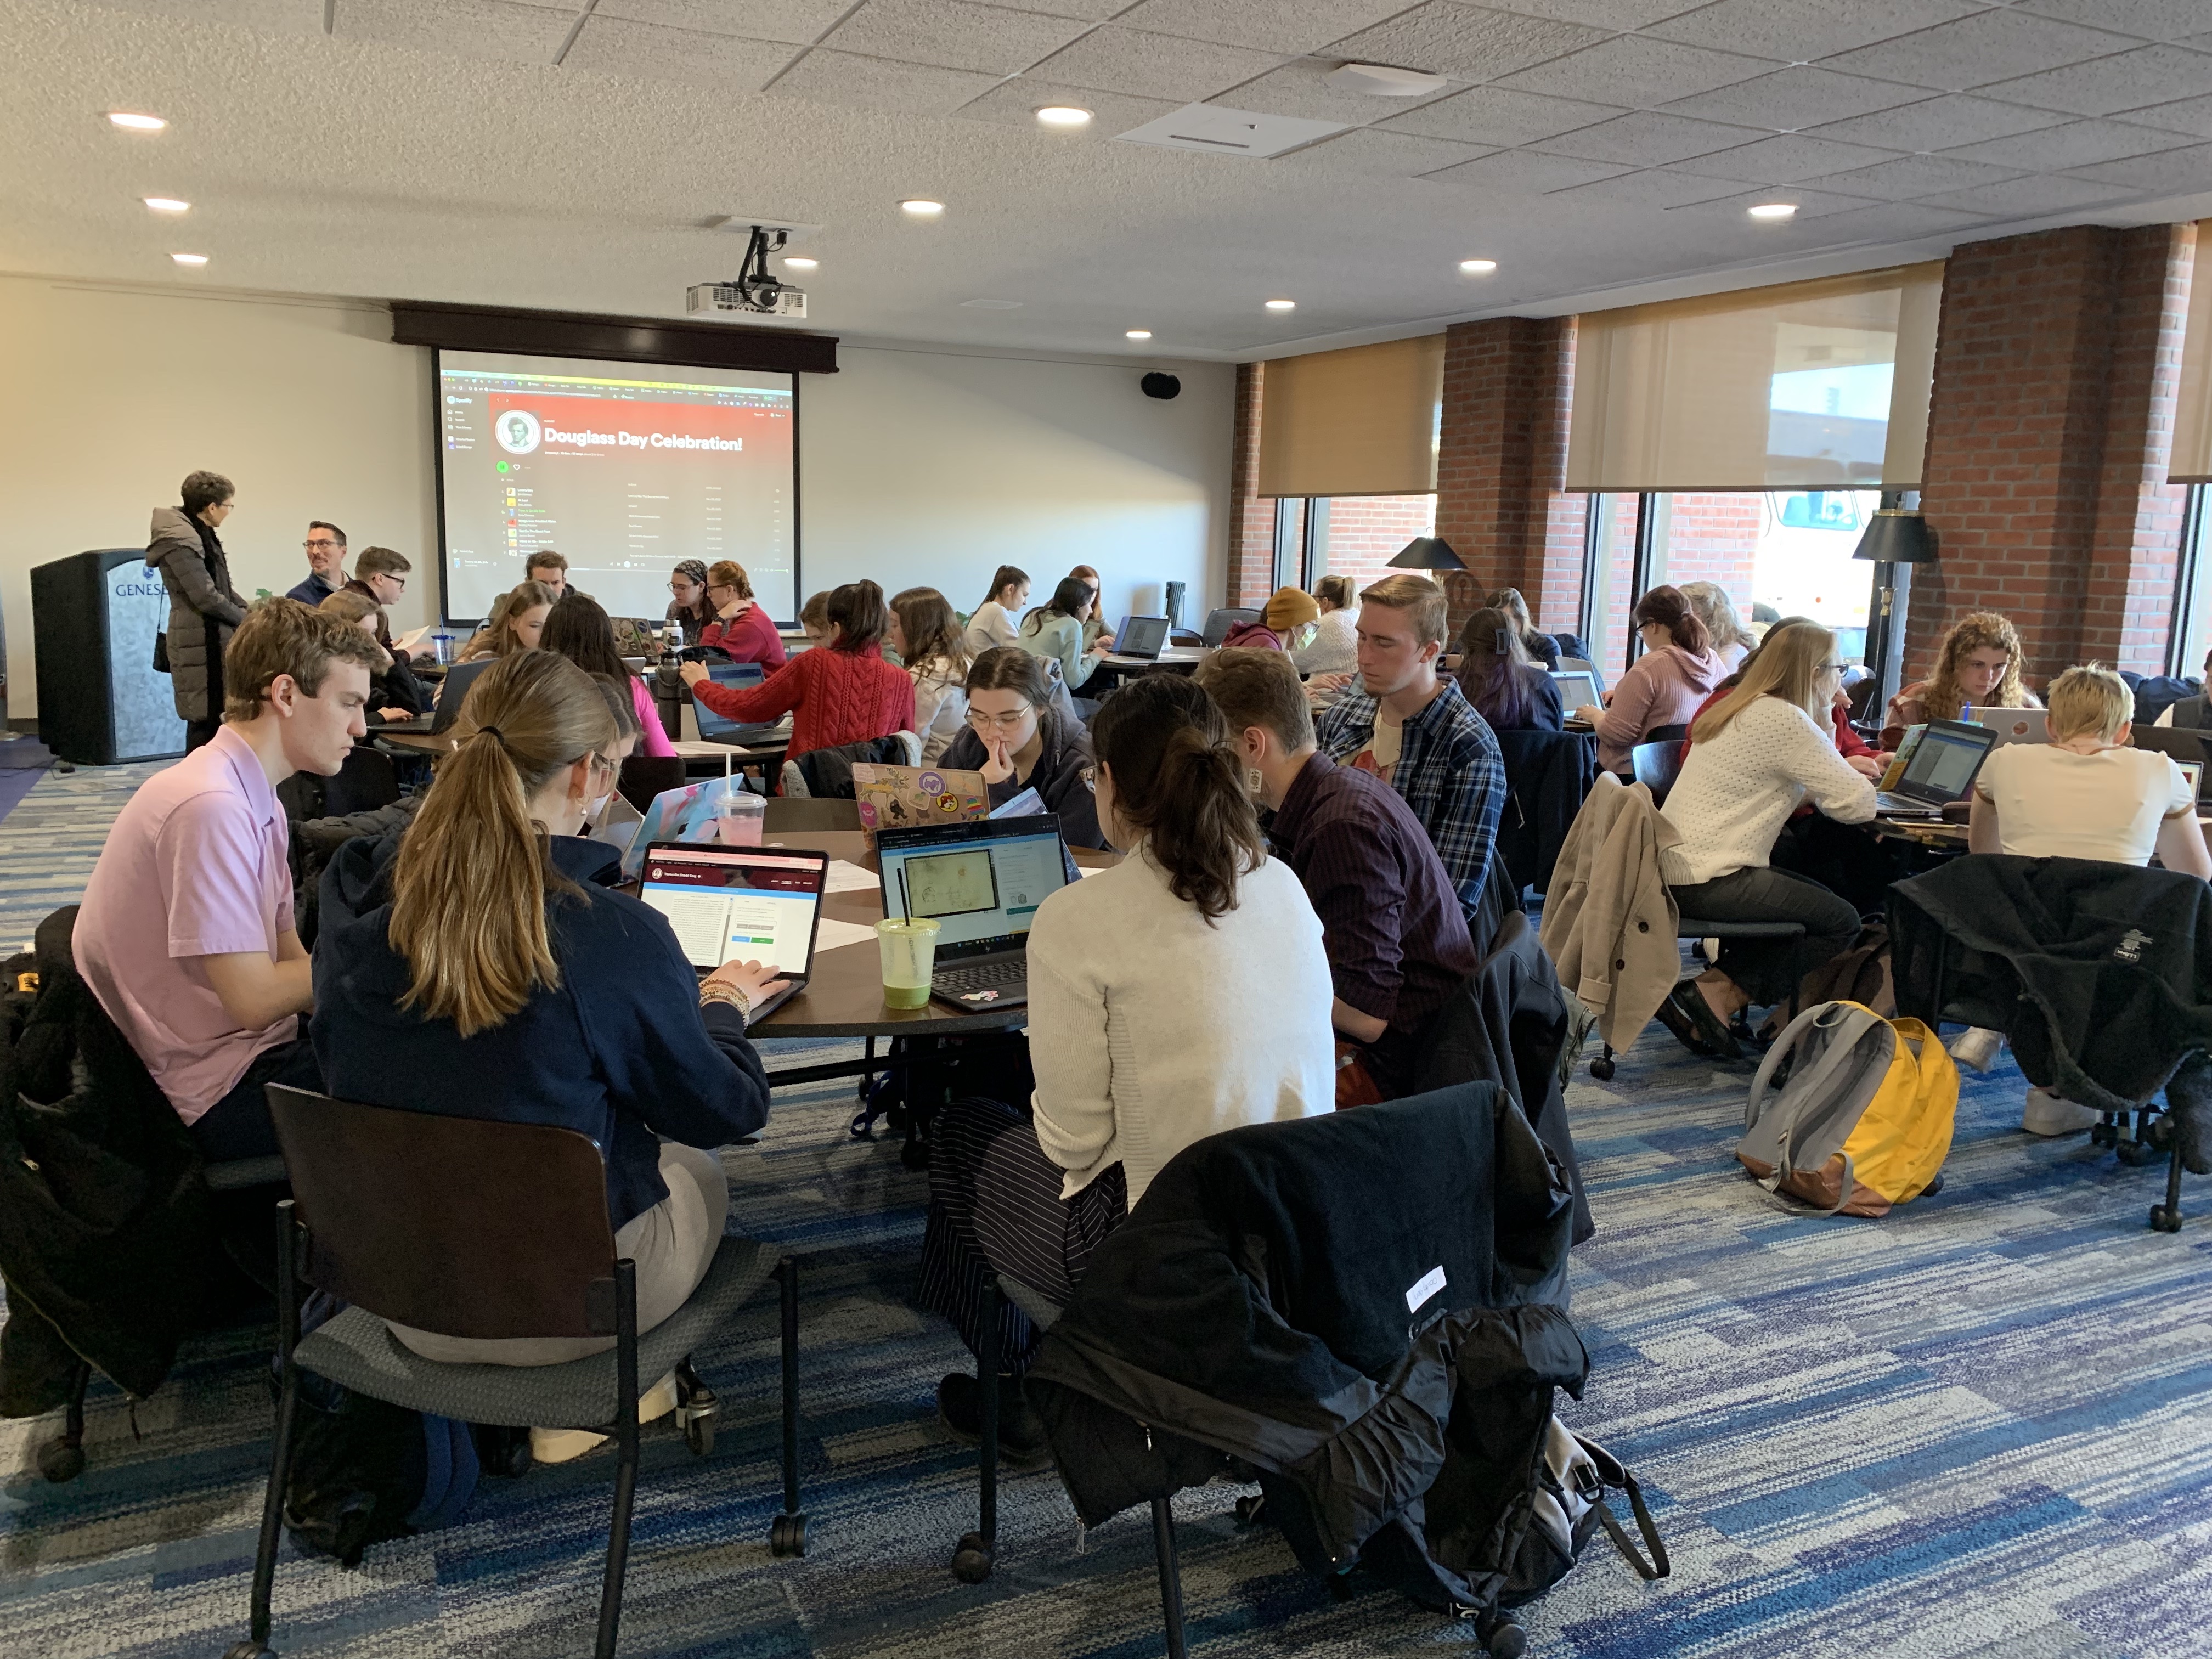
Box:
xmin=146 ymin=471 xmax=247 ymax=751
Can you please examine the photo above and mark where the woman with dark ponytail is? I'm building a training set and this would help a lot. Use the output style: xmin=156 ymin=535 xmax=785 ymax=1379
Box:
xmin=312 ymin=652 xmax=781 ymax=1442
xmin=917 ymin=674 xmax=1335 ymax=1460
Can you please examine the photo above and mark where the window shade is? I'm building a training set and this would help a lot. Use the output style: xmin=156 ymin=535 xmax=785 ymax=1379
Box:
xmin=2171 ymin=222 xmax=2212 ymax=484
xmin=1566 ymin=263 xmax=1944 ymax=494
xmin=1256 ymin=335 xmax=1443 ymax=498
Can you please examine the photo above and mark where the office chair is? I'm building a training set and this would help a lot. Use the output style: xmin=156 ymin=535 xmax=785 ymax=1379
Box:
xmin=221 ymin=1088 xmax=807 ymax=1659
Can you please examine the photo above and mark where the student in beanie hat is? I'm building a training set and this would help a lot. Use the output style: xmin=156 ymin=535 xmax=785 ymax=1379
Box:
xmin=1221 ymin=586 xmax=1320 ymax=651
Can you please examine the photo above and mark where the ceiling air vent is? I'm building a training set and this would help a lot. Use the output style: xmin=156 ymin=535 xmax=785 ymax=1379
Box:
xmin=1113 ymin=103 xmax=1347 ymax=160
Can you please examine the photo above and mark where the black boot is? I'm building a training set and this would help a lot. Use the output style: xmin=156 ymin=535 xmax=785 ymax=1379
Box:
xmin=936 ymin=1372 xmax=1052 ymax=1467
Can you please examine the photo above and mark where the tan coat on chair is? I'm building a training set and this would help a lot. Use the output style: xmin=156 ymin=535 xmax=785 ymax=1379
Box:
xmin=1539 ymin=774 xmax=1682 ymax=1053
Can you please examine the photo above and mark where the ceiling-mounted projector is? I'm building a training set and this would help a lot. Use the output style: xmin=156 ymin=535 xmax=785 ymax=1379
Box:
xmin=690 ymin=223 xmax=807 ymax=318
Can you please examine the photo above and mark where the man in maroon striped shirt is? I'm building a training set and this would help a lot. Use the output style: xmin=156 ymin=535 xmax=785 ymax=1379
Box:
xmin=1197 ymin=650 xmax=1477 ymax=1100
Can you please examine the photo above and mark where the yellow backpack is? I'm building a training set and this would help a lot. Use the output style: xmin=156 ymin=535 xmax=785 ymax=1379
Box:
xmin=1736 ymin=1001 xmax=1959 ymax=1217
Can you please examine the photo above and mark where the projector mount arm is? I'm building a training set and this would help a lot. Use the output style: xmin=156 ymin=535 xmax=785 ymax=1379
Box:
xmin=737 ymin=224 xmax=789 ymax=309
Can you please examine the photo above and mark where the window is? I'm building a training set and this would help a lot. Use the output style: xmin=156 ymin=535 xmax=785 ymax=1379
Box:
xmin=2168 ymin=483 xmax=2211 ymax=681
xmin=1577 ymin=489 xmax=1880 ymax=672
xmin=1272 ymin=494 xmax=1437 ymax=593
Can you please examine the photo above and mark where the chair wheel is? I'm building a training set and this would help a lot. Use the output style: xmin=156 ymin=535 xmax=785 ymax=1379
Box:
xmin=770 ymin=1512 xmax=808 ymax=1556
xmin=950 ymin=1530 xmax=995 ymax=1583
xmin=685 ymin=1415 xmax=715 ymax=1457
xmin=2117 ymin=1139 xmax=2160 ymax=1167
xmin=2151 ymin=1205 xmax=2185 ymax=1233
xmin=1487 ymin=1619 xmax=1528 ymax=1659
xmin=1589 ymin=1057 xmax=1616 ymax=1081
xmin=37 ymin=1438 xmax=85 ymax=1483
xmin=2091 ymin=1122 xmax=2119 ymax=1148
xmin=221 ymin=1643 xmax=273 ymax=1658
xmin=1234 ymin=1494 xmax=1268 ymax=1527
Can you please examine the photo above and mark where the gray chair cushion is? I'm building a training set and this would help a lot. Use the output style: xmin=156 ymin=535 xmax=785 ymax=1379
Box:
xmin=293 ymin=1234 xmax=774 ymax=1429
xmin=997 ymin=1274 xmax=1063 ymax=1331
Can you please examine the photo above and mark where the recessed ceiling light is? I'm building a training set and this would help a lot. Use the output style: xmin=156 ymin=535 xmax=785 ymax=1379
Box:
xmin=1035 ymin=105 xmax=1092 ymax=128
xmin=1265 ymin=298 xmax=1296 ymax=311
xmin=1126 ymin=329 xmax=1152 ymax=340
xmin=171 ymin=252 xmax=208 ymax=266
xmin=1747 ymin=201 xmax=1798 ymax=220
xmin=106 ymin=111 xmax=166 ymax=131
xmin=1324 ymin=63 xmax=1447 ymax=98
xmin=143 ymin=196 xmax=190 ymax=213
xmin=782 ymin=256 xmax=818 ymax=270
xmin=1460 ymin=258 xmax=1497 ymax=274
xmin=900 ymin=199 xmax=945 ymax=217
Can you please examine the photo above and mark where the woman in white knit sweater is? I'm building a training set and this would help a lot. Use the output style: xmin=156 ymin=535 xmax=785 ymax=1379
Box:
xmin=918 ymin=674 xmax=1336 ymax=1457
xmin=1656 ymin=622 xmax=1876 ymax=1057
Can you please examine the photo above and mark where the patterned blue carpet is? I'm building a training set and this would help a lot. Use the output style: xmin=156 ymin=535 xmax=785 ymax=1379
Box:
xmin=3 ymin=760 xmax=2209 ymax=1657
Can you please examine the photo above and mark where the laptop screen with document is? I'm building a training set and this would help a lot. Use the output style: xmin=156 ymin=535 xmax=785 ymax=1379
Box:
xmin=640 ymin=843 xmax=826 ymax=977
xmin=1893 ymin=719 xmax=1995 ymax=804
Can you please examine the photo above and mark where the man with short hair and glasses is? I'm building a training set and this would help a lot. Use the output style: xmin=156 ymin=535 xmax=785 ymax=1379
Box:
xmin=343 ymin=546 xmax=436 ymax=661
xmin=286 ymin=521 xmax=348 ymax=605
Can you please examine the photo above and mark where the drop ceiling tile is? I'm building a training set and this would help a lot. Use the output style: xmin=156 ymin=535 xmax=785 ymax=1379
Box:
xmin=1476 ymin=0 xmax=1702 ymax=24
xmin=985 ymin=0 xmax=1133 ymax=15
xmin=1663 ymin=183 xmax=1884 ymax=217
xmin=1376 ymin=82 xmax=1625 ymax=144
xmin=1798 ymin=153 xmax=2030 ymax=200
xmin=1820 ymin=10 xmax=2139 ymax=92
xmin=1543 ymin=167 xmax=1753 ymax=207
xmin=1498 ymin=36 xmax=1779 ymax=108
xmin=1681 ymin=133 xmax=1904 ymax=183
xmin=767 ymin=46 xmax=1004 ymax=111
xmin=821 ymin=0 xmax=1090 ymax=74
xmin=2062 ymin=138 xmax=2212 ymax=189
xmin=593 ymin=0 xmax=851 ymax=44
xmin=1110 ymin=0 xmax=1410 ymax=54
xmin=2120 ymin=92 xmax=2212 ymax=136
xmin=1804 ymin=94 xmax=2073 ymax=149
xmin=1318 ymin=4 xmax=1609 ymax=82
xmin=331 ymin=0 xmax=578 ymax=63
xmin=1645 ymin=0 xmax=1984 ymax=63
xmin=1914 ymin=172 xmax=2134 ymax=214
xmin=952 ymin=76 xmax=1183 ymax=132
xmin=1026 ymin=26 xmax=1289 ymax=100
xmin=1288 ymin=127 xmax=1503 ymax=175
xmin=92 ymin=0 xmax=326 ymax=32
xmin=2014 ymin=1 xmax=2212 ymax=42
xmin=1939 ymin=116 xmax=2196 ymax=168
xmin=567 ymin=15 xmax=803 ymax=82
xmin=1533 ymin=110 xmax=1760 ymax=165
xmin=1419 ymin=148 xmax=1636 ymax=191
xmin=1976 ymin=44 xmax=2212 ymax=116
xmin=1663 ymin=67 xmax=1927 ymax=129
xmin=1213 ymin=58 xmax=1465 ymax=123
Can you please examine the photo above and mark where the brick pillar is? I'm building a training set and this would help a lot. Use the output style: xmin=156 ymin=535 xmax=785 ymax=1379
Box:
xmin=1226 ymin=362 xmax=1274 ymax=609
xmin=1434 ymin=316 xmax=1579 ymax=636
xmin=1909 ymin=224 xmax=2194 ymax=687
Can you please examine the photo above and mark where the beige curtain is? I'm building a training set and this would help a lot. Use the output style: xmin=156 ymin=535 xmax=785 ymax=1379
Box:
xmin=2172 ymin=222 xmax=2212 ymax=484
xmin=1256 ymin=335 xmax=1443 ymax=498
xmin=1566 ymin=263 xmax=1944 ymax=493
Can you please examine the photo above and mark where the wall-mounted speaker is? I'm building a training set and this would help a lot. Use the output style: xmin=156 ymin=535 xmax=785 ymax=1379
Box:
xmin=1140 ymin=372 xmax=1181 ymax=400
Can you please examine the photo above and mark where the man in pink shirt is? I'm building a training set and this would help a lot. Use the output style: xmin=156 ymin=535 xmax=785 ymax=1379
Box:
xmin=75 ymin=599 xmax=384 ymax=1159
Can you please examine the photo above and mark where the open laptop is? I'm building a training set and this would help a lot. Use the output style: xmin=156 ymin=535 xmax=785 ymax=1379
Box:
xmin=875 ymin=815 xmax=1071 ymax=1009
xmin=1974 ymin=708 xmax=2050 ymax=747
xmin=1557 ymin=657 xmax=1606 ymax=699
xmin=638 ymin=840 xmax=828 ymax=1022
xmin=690 ymin=661 xmax=785 ymax=746
xmin=2135 ymin=725 xmax=2212 ymax=802
xmin=1551 ymin=669 xmax=1601 ymax=718
xmin=1875 ymin=718 xmax=1997 ymax=817
xmin=1111 ymin=615 xmax=1171 ymax=660
xmin=375 ymin=656 xmax=495 ymax=735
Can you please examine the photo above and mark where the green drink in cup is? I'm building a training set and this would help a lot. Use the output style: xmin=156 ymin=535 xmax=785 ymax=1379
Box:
xmin=875 ymin=917 xmax=940 ymax=1010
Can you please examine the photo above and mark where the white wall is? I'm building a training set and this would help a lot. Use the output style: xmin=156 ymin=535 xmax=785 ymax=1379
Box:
xmin=802 ymin=345 xmax=1231 ymax=633
xmin=0 ymin=276 xmax=1231 ymax=721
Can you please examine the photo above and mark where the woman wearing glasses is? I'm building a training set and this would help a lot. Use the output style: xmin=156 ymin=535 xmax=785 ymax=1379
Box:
xmin=935 ymin=647 xmax=1104 ymax=849
xmin=665 ymin=559 xmax=717 ymax=646
xmin=314 ymin=652 xmax=781 ymax=1437
xmin=698 ymin=560 xmax=787 ymax=671
xmin=1654 ymin=622 xmax=1876 ymax=1059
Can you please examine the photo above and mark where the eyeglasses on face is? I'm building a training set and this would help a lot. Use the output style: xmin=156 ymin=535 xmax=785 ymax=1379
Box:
xmin=303 ymin=538 xmax=341 ymax=551
xmin=967 ymin=706 xmax=1034 ymax=731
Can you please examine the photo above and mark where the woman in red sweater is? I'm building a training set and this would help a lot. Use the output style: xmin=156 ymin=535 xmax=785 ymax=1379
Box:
xmin=699 ymin=560 xmax=788 ymax=670
xmin=680 ymin=579 xmax=915 ymax=765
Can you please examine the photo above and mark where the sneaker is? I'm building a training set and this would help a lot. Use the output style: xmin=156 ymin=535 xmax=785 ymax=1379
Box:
xmin=2022 ymin=1087 xmax=2101 ymax=1137
xmin=936 ymin=1372 xmax=1052 ymax=1468
xmin=1950 ymin=1026 xmax=2002 ymax=1073
xmin=529 ymin=1372 xmax=682 ymax=1465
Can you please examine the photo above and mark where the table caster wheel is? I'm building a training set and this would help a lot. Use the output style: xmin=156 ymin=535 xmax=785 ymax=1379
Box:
xmin=951 ymin=1530 xmax=994 ymax=1582
xmin=685 ymin=1414 xmax=715 ymax=1457
xmin=1589 ymin=1056 xmax=1616 ymax=1081
xmin=2151 ymin=1204 xmax=2184 ymax=1233
xmin=770 ymin=1512 xmax=808 ymax=1556
xmin=37 ymin=1438 xmax=85 ymax=1483
xmin=221 ymin=1643 xmax=273 ymax=1658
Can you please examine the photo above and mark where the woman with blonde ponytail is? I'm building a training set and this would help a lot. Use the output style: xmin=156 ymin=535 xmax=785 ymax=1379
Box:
xmin=916 ymin=673 xmax=1335 ymax=1459
xmin=312 ymin=651 xmax=781 ymax=1402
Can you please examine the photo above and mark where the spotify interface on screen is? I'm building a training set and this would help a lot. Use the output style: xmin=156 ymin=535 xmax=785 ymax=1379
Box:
xmin=437 ymin=348 xmax=794 ymax=624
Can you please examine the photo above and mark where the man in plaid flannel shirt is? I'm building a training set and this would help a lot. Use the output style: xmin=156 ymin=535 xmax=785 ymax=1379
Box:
xmin=1312 ymin=574 xmax=1505 ymax=907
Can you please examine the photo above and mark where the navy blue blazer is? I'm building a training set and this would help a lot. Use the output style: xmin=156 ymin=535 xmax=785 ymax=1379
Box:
xmin=313 ymin=831 xmax=769 ymax=1229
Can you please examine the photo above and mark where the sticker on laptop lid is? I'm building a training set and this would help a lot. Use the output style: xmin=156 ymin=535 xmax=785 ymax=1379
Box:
xmin=1405 ymin=1265 xmax=1446 ymax=1313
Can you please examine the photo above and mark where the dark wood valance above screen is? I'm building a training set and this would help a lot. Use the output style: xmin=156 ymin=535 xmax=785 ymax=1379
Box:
xmin=389 ymin=301 xmax=838 ymax=375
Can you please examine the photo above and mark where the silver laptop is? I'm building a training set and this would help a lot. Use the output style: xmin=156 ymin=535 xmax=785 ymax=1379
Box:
xmin=1557 ymin=657 xmax=1606 ymax=699
xmin=875 ymin=815 xmax=1071 ymax=1009
xmin=1974 ymin=708 xmax=2049 ymax=747
xmin=1876 ymin=719 xmax=1997 ymax=817
xmin=1551 ymin=669 xmax=1601 ymax=714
